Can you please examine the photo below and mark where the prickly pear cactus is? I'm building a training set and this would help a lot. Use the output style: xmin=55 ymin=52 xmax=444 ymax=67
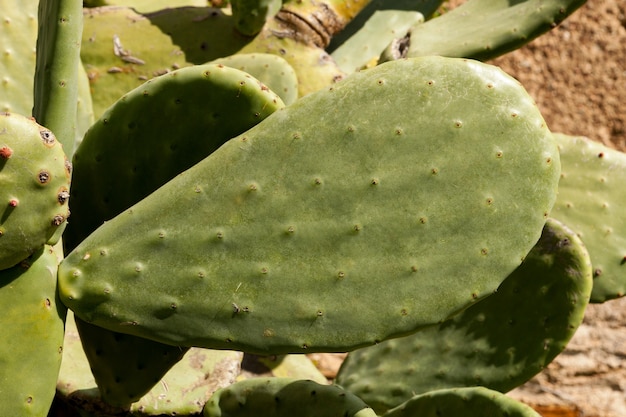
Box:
xmin=336 ymin=218 xmax=592 ymax=413
xmin=382 ymin=387 xmax=541 ymax=417
xmin=0 ymin=112 xmax=71 ymax=270
xmin=551 ymin=133 xmax=626 ymax=302
xmin=0 ymin=245 xmax=66 ymax=417
xmin=203 ymin=378 xmax=377 ymax=417
xmin=59 ymin=56 xmax=559 ymax=354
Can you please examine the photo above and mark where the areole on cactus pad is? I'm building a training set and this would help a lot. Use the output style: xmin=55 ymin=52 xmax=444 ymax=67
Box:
xmin=58 ymin=56 xmax=560 ymax=354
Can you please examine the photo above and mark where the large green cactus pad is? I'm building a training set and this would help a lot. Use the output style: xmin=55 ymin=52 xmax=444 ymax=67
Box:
xmin=203 ymin=378 xmax=377 ymax=417
xmin=551 ymin=133 xmax=626 ymax=302
xmin=336 ymin=218 xmax=592 ymax=413
xmin=382 ymin=387 xmax=541 ymax=417
xmin=58 ymin=57 xmax=559 ymax=354
xmin=0 ymin=112 xmax=71 ymax=270
xmin=0 ymin=246 xmax=66 ymax=416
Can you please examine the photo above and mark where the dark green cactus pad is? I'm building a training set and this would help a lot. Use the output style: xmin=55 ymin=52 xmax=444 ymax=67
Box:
xmin=203 ymin=378 xmax=377 ymax=417
xmin=551 ymin=133 xmax=626 ymax=302
xmin=336 ymin=218 xmax=592 ymax=413
xmin=75 ymin=318 xmax=190 ymax=407
xmin=58 ymin=56 xmax=559 ymax=354
xmin=56 ymin=312 xmax=243 ymax=416
xmin=388 ymin=0 xmax=587 ymax=62
xmin=382 ymin=387 xmax=541 ymax=417
xmin=65 ymin=63 xmax=284 ymax=252
xmin=0 ymin=112 xmax=71 ymax=270
xmin=0 ymin=245 xmax=66 ymax=416
xmin=208 ymin=53 xmax=299 ymax=105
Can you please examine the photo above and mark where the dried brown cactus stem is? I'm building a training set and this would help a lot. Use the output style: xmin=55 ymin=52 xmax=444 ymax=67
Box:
xmin=272 ymin=0 xmax=372 ymax=48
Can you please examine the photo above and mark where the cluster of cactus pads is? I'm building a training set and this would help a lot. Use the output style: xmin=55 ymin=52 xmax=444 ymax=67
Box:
xmin=1 ymin=0 xmax=622 ymax=416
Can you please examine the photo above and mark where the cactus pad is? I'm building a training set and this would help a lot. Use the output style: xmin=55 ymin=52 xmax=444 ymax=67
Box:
xmin=551 ymin=133 xmax=626 ymax=302
xmin=58 ymin=56 xmax=559 ymax=354
xmin=382 ymin=387 xmax=541 ymax=417
xmin=0 ymin=245 xmax=66 ymax=416
xmin=389 ymin=0 xmax=587 ymax=61
xmin=336 ymin=218 xmax=592 ymax=413
xmin=203 ymin=378 xmax=377 ymax=417
xmin=0 ymin=112 xmax=71 ymax=270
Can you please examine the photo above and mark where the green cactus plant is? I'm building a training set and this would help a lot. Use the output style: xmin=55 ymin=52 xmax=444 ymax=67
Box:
xmin=0 ymin=0 xmax=609 ymax=415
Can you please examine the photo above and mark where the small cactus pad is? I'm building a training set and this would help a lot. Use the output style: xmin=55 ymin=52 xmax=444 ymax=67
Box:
xmin=64 ymin=63 xmax=284 ymax=251
xmin=551 ymin=133 xmax=626 ymax=302
xmin=0 ymin=245 xmax=66 ymax=417
xmin=0 ymin=112 xmax=71 ymax=270
xmin=391 ymin=0 xmax=587 ymax=61
xmin=208 ymin=53 xmax=299 ymax=105
xmin=382 ymin=387 xmax=541 ymax=417
xmin=56 ymin=312 xmax=243 ymax=416
xmin=203 ymin=378 xmax=377 ymax=417
xmin=58 ymin=56 xmax=559 ymax=354
xmin=75 ymin=318 xmax=190 ymax=407
xmin=336 ymin=218 xmax=592 ymax=413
